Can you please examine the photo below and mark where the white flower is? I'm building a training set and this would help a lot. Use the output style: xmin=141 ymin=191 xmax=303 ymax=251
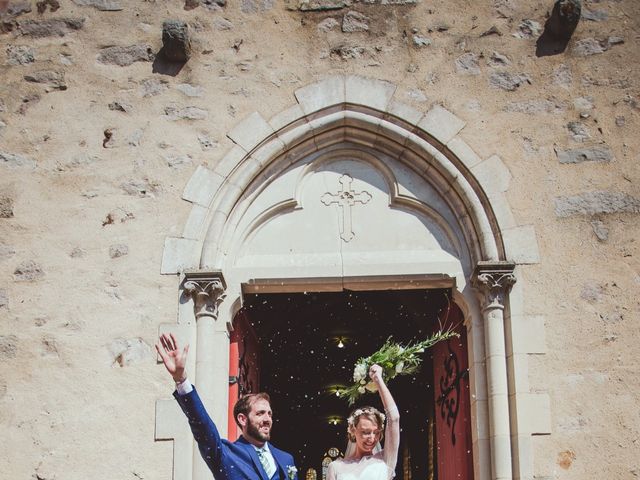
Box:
xmin=287 ymin=466 xmax=298 ymax=480
xmin=395 ymin=361 xmax=404 ymax=373
xmin=398 ymin=347 xmax=405 ymax=353
xmin=353 ymin=363 xmax=367 ymax=382
xmin=358 ymin=386 xmax=365 ymax=394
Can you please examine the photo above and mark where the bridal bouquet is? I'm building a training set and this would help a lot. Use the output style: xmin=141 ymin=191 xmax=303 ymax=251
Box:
xmin=339 ymin=328 xmax=459 ymax=405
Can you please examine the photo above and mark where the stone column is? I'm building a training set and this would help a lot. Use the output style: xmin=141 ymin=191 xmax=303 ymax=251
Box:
xmin=183 ymin=272 xmax=227 ymax=480
xmin=472 ymin=262 xmax=516 ymax=480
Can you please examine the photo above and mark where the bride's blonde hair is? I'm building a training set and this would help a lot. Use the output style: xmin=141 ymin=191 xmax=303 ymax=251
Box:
xmin=347 ymin=406 xmax=385 ymax=442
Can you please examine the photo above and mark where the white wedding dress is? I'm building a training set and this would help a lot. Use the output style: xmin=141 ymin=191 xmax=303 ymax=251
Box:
xmin=327 ymin=409 xmax=399 ymax=480
xmin=327 ymin=452 xmax=395 ymax=480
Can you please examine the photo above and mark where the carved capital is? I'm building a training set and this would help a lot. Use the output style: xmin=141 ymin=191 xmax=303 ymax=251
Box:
xmin=472 ymin=261 xmax=516 ymax=311
xmin=183 ymin=272 xmax=227 ymax=320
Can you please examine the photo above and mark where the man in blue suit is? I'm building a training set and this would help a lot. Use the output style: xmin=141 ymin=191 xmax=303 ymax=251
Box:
xmin=157 ymin=333 xmax=299 ymax=480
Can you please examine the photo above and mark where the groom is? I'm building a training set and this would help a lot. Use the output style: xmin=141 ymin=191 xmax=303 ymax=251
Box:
xmin=156 ymin=333 xmax=298 ymax=480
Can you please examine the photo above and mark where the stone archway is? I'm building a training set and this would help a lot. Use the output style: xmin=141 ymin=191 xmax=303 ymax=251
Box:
xmin=155 ymin=75 xmax=549 ymax=480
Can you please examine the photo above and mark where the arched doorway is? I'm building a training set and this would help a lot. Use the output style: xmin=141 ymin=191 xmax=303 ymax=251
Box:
xmin=233 ymin=288 xmax=473 ymax=480
xmin=155 ymin=76 xmax=548 ymax=480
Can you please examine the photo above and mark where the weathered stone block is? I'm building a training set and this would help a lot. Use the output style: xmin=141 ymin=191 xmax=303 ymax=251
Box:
xmin=6 ymin=44 xmax=34 ymax=65
xmin=72 ymin=0 xmax=123 ymax=10
xmin=162 ymin=20 xmax=191 ymax=63
xmin=342 ymin=11 xmax=368 ymax=32
xmin=109 ymin=338 xmax=151 ymax=367
xmin=489 ymin=71 xmax=531 ymax=91
xmin=109 ymin=244 xmax=129 ymax=259
xmin=18 ymin=18 xmax=85 ymax=37
xmin=285 ymin=0 xmax=351 ymax=10
xmin=24 ymin=70 xmax=67 ymax=90
xmin=455 ymin=52 xmax=480 ymax=75
xmin=555 ymin=147 xmax=613 ymax=164
xmin=164 ymin=105 xmax=208 ymax=120
xmin=554 ymin=191 xmax=640 ymax=217
xmin=97 ymin=44 xmax=154 ymax=66
xmin=1 ymin=151 xmax=36 ymax=168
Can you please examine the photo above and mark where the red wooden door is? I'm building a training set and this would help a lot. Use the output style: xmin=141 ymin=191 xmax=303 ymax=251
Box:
xmin=432 ymin=302 xmax=473 ymax=479
xmin=228 ymin=309 xmax=261 ymax=439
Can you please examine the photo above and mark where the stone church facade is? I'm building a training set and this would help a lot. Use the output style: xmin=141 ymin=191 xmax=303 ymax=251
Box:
xmin=1 ymin=1 xmax=638 ymax=480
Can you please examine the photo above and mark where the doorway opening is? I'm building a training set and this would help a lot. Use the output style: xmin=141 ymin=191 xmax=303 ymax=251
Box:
xmin=235 ymin=288 xmax=472 ymax=480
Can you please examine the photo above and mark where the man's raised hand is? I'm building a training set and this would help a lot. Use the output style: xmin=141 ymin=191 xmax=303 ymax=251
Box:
xmin=156 ymin=333 xmax=189 ymax=383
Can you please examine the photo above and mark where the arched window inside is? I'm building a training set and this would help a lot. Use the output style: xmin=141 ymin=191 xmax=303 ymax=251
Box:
xmin=321 ymin=447 xmax=343 ymax=480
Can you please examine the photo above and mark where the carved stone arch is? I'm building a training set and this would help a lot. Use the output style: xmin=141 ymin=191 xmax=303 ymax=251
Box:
xmin=157 ymin=75 xmax=549 ymax=480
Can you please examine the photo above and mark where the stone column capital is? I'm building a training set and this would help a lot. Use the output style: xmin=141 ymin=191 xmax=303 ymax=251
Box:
xmin=183 ymin=272 xmax=227 ymax=320
xmin=472 ymin=261 xmax=516 ymax=311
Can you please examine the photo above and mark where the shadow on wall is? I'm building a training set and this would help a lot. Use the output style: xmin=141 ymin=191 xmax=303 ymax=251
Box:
xmin=536 ymin=0 xmax=581 ymax=57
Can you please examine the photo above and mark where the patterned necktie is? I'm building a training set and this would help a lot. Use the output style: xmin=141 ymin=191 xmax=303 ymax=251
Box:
xmin=257 ymin=447 xmax=275 ymax=478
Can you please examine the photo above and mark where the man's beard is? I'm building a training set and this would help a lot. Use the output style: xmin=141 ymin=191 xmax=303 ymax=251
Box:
xmin=247 ymin=419 xmax=271 ymax=442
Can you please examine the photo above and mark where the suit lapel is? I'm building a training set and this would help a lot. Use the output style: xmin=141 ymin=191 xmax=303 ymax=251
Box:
xmin=236 ymin=437 xmax=270 ymax=480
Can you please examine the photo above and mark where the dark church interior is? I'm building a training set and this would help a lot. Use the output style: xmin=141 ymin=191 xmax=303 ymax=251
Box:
xmin=242 ymin=288 xmax=453 ymax=480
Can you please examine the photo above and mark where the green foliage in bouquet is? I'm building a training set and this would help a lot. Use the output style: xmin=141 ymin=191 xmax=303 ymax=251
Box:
xmin=339 ymin=328 xmax=459 ymax=405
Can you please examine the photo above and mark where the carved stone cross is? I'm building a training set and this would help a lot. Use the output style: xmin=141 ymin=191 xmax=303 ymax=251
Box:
xmin=321 ymin=174 xmax=372 ymax=242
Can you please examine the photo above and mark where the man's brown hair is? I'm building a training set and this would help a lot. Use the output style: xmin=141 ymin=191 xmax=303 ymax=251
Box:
xmin=233 ymin=392 xmax=271 ymax=426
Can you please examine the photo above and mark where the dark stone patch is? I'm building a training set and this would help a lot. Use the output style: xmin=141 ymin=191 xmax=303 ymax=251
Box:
xmin=161 ymin=20 xmax=191 ymax=62
xmin=109 ymin=244 xmax=129 ymax=258
xmin=24 ymin=70 xmax=67 ymax=91
xmin=14 ymin=260 xmax=45 ymax=281
xmin=16 ymin=94 xmax=40 ymax=115
xmin=97 ymin=44 xmax=154 ymax=66
xmin=6 ymin=45 xmax=34 ymax=65
xmin=566 ymin=121 xmax=590 ymax=142
xmin=0 ymin=195 xmax=14 ymax=218
xmin=108 ymin=101 xmax=131 ymax=112
xmin=18 ymin=18 xmax=85 ymax=37
xmin=536 ymin=0 xmax=581 ymax=57
xmin=285 ymin=0 xmax=351 ymax=10
xmin=0 ymin=335 xmax=18 ymax=358
xmin=36 ymin=0 xmax=60 ymax=13
xmin=120 ymin=178 xmax=160 ymax=197
xmin=69 ymin=247 xmax=86 ymax=258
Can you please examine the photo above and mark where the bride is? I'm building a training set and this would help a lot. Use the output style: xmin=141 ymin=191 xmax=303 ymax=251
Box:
xmin=328 ymin=364 xmax=400 ymax=480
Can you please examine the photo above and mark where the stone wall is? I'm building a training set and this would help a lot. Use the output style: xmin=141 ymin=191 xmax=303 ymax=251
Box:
xmin=1 ymin=0 xmax=639 ymax=479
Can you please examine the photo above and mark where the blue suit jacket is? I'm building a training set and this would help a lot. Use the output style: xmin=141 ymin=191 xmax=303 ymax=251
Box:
xmin=174 ymin=387 xmax=298 ymax=480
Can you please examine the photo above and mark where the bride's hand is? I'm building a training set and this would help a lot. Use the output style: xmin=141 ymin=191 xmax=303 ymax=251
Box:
xmin=369 ymin=364 xmax=384 ymax=384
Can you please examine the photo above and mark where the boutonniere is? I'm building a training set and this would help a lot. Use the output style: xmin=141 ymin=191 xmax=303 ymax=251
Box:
xmin=286 ymin=465 xmax=297 ymax=480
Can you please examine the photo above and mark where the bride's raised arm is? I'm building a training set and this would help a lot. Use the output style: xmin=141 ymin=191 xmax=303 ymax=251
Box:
xmin=369 ymin=364 xmax=400 ymax=469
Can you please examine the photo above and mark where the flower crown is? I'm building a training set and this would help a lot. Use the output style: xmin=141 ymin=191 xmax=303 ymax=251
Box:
xmin=347 ymin=408 xmax=386 ymax=429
